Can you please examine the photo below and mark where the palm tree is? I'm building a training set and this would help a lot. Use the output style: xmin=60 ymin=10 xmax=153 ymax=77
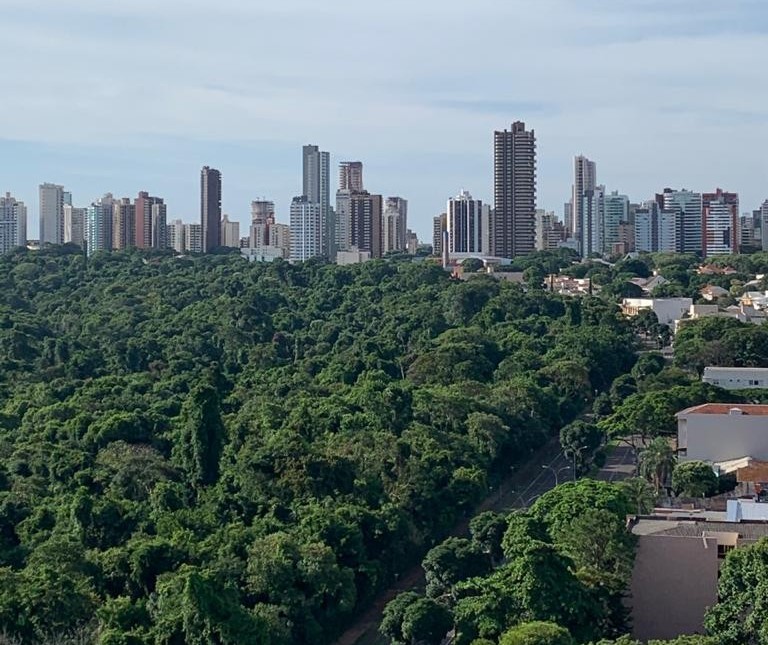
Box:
xmin=619 ymin=477 xmax=658 ymax=515
xmin=639 ymin=437 xmax=676 ymax=494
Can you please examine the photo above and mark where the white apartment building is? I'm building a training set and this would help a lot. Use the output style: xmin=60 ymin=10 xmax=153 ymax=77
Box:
xmin=290 ymin=196 xmax=322 ymax=262
xmin=220 ymin=214 xmax=240 ymax=248
xmin=39 ymin=183 xmax=65 ymax=246
xmin=447 ymin=190 xmax=488 ymax=255
xmin=0 ymin=192 xmax=27 ymax=254
xmin=184 ymin=223 xmax=203 ymax=253
xmin=84 ymin=193 xmax=115 ymax=255
xmin=63 ymin=205 xmax=86 ymax=247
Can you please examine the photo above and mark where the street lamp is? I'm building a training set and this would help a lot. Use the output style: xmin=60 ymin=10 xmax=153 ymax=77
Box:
xmin=569 ymin=445 xmax=590 ymax=482
xmin=542 ymin=464 xmax=571 ymax=486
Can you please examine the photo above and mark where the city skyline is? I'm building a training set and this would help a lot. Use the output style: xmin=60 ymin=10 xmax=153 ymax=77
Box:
xmin=2 ymin=1 xmax=767 ymax=240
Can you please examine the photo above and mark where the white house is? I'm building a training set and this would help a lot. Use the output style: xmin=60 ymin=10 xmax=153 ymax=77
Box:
xmin=621 ymin=298 xmax=693 ymax=326
xmin=677 ymin=403 xmax=768 ymax=463
xmin=703 ymin=367 xmax=768 ymax=390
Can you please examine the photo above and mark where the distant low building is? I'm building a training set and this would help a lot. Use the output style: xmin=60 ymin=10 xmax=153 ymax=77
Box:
xmin=621 ymin=297 xmax=693 ymax=326
xmin=336 ymin=249 xmax=372 ymax=265
xmin=703 ymin=367 xmax=768 ymax=390
xmin=700 ymin=285 xmax=730 ymax=301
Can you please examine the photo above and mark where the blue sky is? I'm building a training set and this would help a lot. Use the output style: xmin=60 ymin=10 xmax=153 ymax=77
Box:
xmin=2 ymin=0 xmax=767 ymax=240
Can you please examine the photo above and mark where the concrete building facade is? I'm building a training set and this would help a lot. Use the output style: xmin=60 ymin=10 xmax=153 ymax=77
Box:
xmin=290 ymin=196 xmax=323 ymax=262
xmin=200 ymin=166 xmax=222 ymax=252
xmin=85 ymin=193 xmax=115 ymax=255
xmin=383 ymin=196 xmax=408 ymax=255
xmin=63 ymin=205 xmax=85 ymax=247
xmin=349 ymin=192 xmax=383 ymax=259
xmin=703 ymin=189 xmax=739 ymax=257
xmin=572 ymin=155 xmax=597 ymax=240
xmin=0 ymin=192 xmax=27 ymax=254
xmin=493 ymin=121 xmax=536 ymax=258
xmin=703 ymin=367 xmax=768 ymax=390
xmin=678 ymin=403 xmax=768 ymax=463
xmin=39 ymin=183 xmax=65 ymax=246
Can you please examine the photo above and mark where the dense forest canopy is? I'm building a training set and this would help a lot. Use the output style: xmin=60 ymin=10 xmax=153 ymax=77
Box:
xmin=0 ymin=248 xmax=640 ymax=644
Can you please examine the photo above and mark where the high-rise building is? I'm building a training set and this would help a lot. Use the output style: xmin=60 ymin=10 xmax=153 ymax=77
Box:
xmin=703 ymin=189 xmax=739 ymax=257
xmin=349 ymin=192 xmax=383 ymax=258
xmin=39 ymin=183 xmax=65 ymax=246
xmin=201 ymin=166 xmax=222 ymax=252
xmin=85 ymin=193 xmax=115 ymax=255
xmin=220 ymin=214 xmax=240 ymax=248
xmin=760 ymin=200 xmax=768 ymax=251
xmin=659 ymin=189 xmax=702 ymax=254
xmin=579 ymin=186 xmax=605 ymax=258
xmin=339 ymin=161 xmax=364 ymax=192
xmin=535 ymin=210 xmax=564 ymax=251
xmin=447 ymin=190 xmax=488 ymax=254
xmin=251 ymin=200 xmax=275 ymax=224
xmin=112 ymin=197 xmax=136 ymax=250
xmin=572 ymin=155 xmax=597 ymax=239
xmin=63 ymin=205 xmax=86 ymax=247
xmin=406 ymin=229 xmax=419 ymax=255
xmin=563 ymin=201 xmax=573 ymax=237
xmin=493 ymin=121 xmax=536 ymax=258
xmin=603 ymin=191 xmax=629 ymax=255
xmin=383 ymin=196 xmax=408 ymax=255
xmin=167 ymin=219 xmax=185 ymax=253
xmin=634 ymin=201 xmax=678 ymax=253
xmin=290 ymin=196 xmax=323 ymax=262
xmin=0 ymin=193 xmax=27 ymax=254
xmin=185 ymin=223 xmax=203 ymax=253
xmin=432 ymin=213 xmax=447 ymax=255
xmin=270 ymin=223 xmax=291 ymax=258
xmin=135 ymin=192 xmax=166 ymax=249
xmin=303 ymin=145 xmax=331 ymax=257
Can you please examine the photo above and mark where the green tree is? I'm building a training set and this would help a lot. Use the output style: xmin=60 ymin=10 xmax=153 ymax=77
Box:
xmin=705 ymin=537 xmax=768 ymax=645
xmin=671 ymin=461 xmax=718 ymax=498
xmin=401 ymin=598 xmax=453 ymax=645
xmin=499 ymin=621 xmax=574 ymax=645
xmin=639 ymin=438 xmax=676 ymax=493
xmin=423 ymin=537 xmax=490 ymax=599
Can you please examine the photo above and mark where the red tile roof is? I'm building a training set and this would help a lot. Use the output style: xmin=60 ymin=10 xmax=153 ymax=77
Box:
xmin=677 ymin=404 xmax=768 ymax=416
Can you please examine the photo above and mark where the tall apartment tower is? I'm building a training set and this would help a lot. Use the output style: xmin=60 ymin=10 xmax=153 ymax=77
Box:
xmin=634 ymin=201 xmax=678 ymax=253
xmin=167 ymin=219 xmax=186 ymax=253
xmin=350 ymin=192 xmax=383 ymax=258
xmin=39 ymin=183 xmax=65 ymax=246
xmin=135 ymin=192 xmax=166 ymax=249
xmin=579 ymin=186 xmax=605 ymax=258
xmin=303 ymin=145 xmax=332 ymax=257
xmin=760 ymin=200 xmax=768 ymax=251
xmin=603 ymin=191 xmax=630 ymax=255
xmin=112 ymin=197 xmax=136 ymax=250
xmin=63 ymin=205 xmax=86 ymax=247
xmin=493 ymin=121 xmax=536 ymax=258
xmin=572 ymin=156 xmax=597 ymax=239
xmin=658 ymin=189 xmax=703 ymax=254
xmin=432 ymin=213 xmax=447 ymax=255
xmin=339 ymin=161 xmax=364 ymax=192
xmin=702 ymin=189 xmax=739 ymax=257
xmin=382 ymin=196 xmax=408 ymax=254
xmin=290 ymin=195 xmax=323 ymax=262
xmin=447 ymin=190 xmax=488 ymax=254
xmin=201 ymin=166 xmax=222 ymax=252
xmin=85 ymin=193 xmax=115 ymax=255
xmin=0 ymin=193 xmax=27 ymax=254
xmin=220 ymin=214 xmax=240 ymax=248
xmin=250 ymin=200 xmax=276 ymax=249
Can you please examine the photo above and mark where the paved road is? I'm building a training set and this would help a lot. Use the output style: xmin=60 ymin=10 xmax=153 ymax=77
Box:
xmin=596 ymin=442 xmax=637 ymax=482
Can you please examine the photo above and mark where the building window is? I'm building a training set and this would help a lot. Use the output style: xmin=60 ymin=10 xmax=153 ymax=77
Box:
xmin=717 ymin=544 xmax=734 ymax=560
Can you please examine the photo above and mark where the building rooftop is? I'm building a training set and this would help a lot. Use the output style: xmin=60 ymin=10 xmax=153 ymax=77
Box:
xmin=631 ymin=514 xmax=768 ymax=543
xmin=703 ymin=366 xmax=768 ymax=373
xmin=677 ymin=404 xmax=768 ymax=416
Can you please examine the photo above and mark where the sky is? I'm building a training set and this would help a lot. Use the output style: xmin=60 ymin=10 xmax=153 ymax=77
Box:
xmin=2 ymin=0 xmax=768 ymax=240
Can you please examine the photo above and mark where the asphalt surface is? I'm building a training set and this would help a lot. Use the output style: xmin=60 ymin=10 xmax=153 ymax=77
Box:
xmin=596 ymin=442 xmax=638 ymax=482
